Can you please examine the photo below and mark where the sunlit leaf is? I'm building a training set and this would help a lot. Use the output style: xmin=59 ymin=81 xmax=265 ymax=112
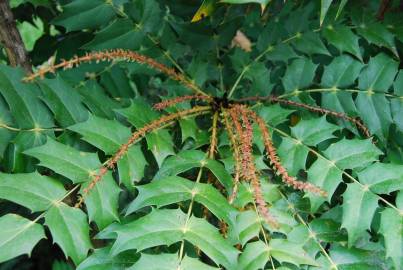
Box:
xmin=191 ymin=0 xmax=216 ymax=23
xmin=105 ymin=209 xmax=239 ymax=269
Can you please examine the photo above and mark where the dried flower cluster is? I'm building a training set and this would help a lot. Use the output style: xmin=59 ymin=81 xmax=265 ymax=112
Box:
xmin=75 ymin=106 xmax=211 ymax=207
xmin=240 ymin=95 xmax=371 ymax=138
xmin=153 ymin=95 xmax=212 ymax=111
xmin=228 ymin=105 xmax=279 ymax=227
xmin=23 ymin=49 xmax=207 ymax=96
xmin=25 ymin=49 xmax=370 ymax=228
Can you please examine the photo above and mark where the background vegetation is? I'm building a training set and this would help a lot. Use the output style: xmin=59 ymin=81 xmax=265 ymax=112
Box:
xmin=0 ymin=0 xmax=402 ymax=269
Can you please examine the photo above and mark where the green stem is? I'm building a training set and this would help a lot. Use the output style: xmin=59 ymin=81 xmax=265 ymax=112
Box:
xmin=178 ymin=166 xmax=205 ymax=261
xmin=278 ymin=88 xmax=401 ymax=99
xmin=146 ymin=34 xmax=185 ymax=75
xmin=228 ymin=67 xmax=248 ymax=98
xmin=228 ymin=28 xmax=320 ymax=98
xmin=278 ymin=191 xmax=339 ymax=270
xmin=0 ymin=124 xmax=64 ymax=132
xmin=178 ymin=113 xmax=219 ymax=266
xmin=251 ymin=199 xmax=276 ymax=270
xmin=12 ymin=184 xmax=81 ymax=243
xmin=268 ymin=122 xmax=402 ymax=215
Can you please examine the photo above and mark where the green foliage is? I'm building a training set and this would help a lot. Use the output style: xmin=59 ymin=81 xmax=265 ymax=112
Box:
xmin=1 ymin=0 xmax=403 ymax=269
xmin=0 ymin=214 xmax=46 ymax=263
xmin=0 ymin=172 xmax=66 ymax=212
xmin=45 ymin=204 xmax=93 ymax=265
xmin=380 ymin=198 xmax=403 ymax=270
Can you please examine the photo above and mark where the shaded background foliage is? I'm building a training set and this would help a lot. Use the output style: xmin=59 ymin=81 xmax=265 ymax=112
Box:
xmin=0 ymin=0 xmax=403 ymax=269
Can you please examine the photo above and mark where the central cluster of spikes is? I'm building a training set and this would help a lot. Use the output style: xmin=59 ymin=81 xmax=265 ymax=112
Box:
xmin=24 ymin=49 xmax=371 ymax=227
xmin=223 ymin=104 xmax=327 ymax=227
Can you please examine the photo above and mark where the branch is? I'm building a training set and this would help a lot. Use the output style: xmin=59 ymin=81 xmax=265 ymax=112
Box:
xmin=229 ymin=105 xmax=279 ymax=228
xmin=377 ymin=0 xmax=391 ymax=21
xmin=153 ymin=95 xmax=212 ymax=110
xmin=239 ymin=95 xmax=371 ymax=138
xmin=23 ymin=49 xmax=209 ymax=97
xmin=247 ymin=108 xmax=327 ymax=196
xmin=222 ymin=110 xmax=241 ymax=204
xmin=75 ymin=106 xmax=211 ymax=208
xmin=0 ymin=0 xmax=32 ymax=73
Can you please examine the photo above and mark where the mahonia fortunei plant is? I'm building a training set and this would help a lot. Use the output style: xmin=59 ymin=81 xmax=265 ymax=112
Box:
xmin=0 ymin=0 xmax=403 ymax=270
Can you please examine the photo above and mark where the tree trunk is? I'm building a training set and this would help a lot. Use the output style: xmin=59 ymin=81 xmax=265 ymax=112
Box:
xmin=376 ymin=0 xmax=391 ymax=21
xmin=0 ymin=0 xmax=32 ymax=74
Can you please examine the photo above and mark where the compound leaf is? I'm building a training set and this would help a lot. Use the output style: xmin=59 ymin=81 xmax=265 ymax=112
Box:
xmin=69 ymin=115 xmax=147 ymax=187
xmin=321 ymin=55 xmax=364 ymax=88
xmin=379 ymin=208 xmax=403 ymax=270
xmin=81 ymin=172 xmax=121 ymax=230
xmin=126 ymin=176 xmax=237 ymax=225
xmin=282 ymin=58 xmax=318 ymax=92
xmin=39 ymin=77 xmax=89 ymax=127
xmin=116 ymin=100 xmax=174 ymax=167
xmin=322 ymin=25 xmax=362 ymax=61
xmin=117 ymin=146 xmax=147 ymax=188
xmin=358 ymin=53 xmax=398 ymax=92
xmin=356 ymin=54 xmax=397 ymax=139
xmin=154 ymin=150 xmax=233 ymax=192
xmin=24 ymin=137 xmax=101 ymax=183
xmin=77 ymin=246 xmax=135 ymax=270
xmin=239 ymin=239 xmax=317 ymax=268
xmin=291 ymin=116 xmax=340 ymax=146
xmin=185 ymin=213 xmax=240 ymax=269
xmin=355 ymin=93 xmax=392 ymax=140
xmin=53 ymin=0 xmax=116 ymax=31
xmin=238 ymin=241 xmax=270 ymax=270
xmin=83 ymin=19 xmax=144 ymax=50
xmin=341 ymin=183 xmax=378 ymax=246
xmin=45 ymin=203 xmax=92 ymax=265
xmin=0 ymin=65 xmax=54 ymax=129
xmin=0 ymin=214 xmax=45 ymax=263
xmin=305 ymin=156 xmax=343 ymax=212
xmin=108 ymin=209 xmax=184 ymax=256
xmin=106 ymin=209 xmax=239 ymax=269
xmin=257 ymin=104 xmax=294 ymax=127
xmin=269 ymin=239 xmax=318 ymax=266
xmin=0 ymin=172 xmax=66 ymax=212
xmin=277 ymin=137 xmax=309 ymax=176
xmin=69 ymin=115 xmax=131 ymax=153
xmin=233 ymin=210 xmax=261 ymax=246
xmin=128 ymin=253 xmax=218 ymax=270
xmin=320 ymin=0 xmax=333 ymax=26
xmin=355 ymin=21 xmax=399 ymax=58
xmin=323 ymin=138 xmax=382 ymax=170
xmin=292 ymin=31 xmax=330 ymax=56
xmin=358 ymin=162 xmax=403 ymax=194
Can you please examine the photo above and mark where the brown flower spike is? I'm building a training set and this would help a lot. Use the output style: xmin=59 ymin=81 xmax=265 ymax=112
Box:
xmin=25 ymin=49 xmax=371 ymax=228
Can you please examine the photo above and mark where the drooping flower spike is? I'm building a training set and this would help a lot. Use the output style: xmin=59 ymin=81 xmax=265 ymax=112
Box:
xmin=23 ymin=49 xmax=208 ymax=97
xmin=75 ymin=106 xmax=211 ymax=207
xmin=227 ymin=104 xmax=279 ymax=228
xmin=247 ymin=108 xmax=327 ymax=196
xmin=24 ymin=49 xmax=370 ymax=228
xmin=153 ymin=95 xmax=212 ymax=111
xmin=239 ymin=95 xmax=371 ymax=138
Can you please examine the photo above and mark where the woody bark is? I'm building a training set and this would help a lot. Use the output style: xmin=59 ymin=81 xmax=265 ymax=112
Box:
xmin=0 ymin=0 xmax=32 ymax=73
